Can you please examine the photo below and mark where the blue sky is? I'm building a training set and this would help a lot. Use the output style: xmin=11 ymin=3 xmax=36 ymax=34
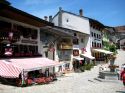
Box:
xmin=9 ymin=0 xmax=125 ymax=27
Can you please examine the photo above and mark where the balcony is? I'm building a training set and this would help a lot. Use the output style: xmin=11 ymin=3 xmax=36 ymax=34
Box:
xmin=58 ymin=43 xmax=72 ymax=49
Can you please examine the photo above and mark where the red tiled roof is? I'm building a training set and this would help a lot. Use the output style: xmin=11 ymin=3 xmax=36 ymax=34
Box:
xmin=115 ymin=26 xmax=125 ymax=32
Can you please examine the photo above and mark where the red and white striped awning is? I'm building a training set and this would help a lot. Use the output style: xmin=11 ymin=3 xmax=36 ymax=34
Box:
xmin=0 ymin=57 xmax=59 ymax=78
xmin=0 ymin=60 xmax=22 ymax=78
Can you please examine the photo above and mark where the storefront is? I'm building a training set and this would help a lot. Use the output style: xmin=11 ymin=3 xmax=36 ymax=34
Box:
xmin=0 ymin=58 xmax=59 ymax=86
xmin=92 ymin=49 xmax=113 ymax=63
xmin=41 ymin=26 xmax=73 ymax=71
xmin=72 ymin=57 xmax=84 ymax=71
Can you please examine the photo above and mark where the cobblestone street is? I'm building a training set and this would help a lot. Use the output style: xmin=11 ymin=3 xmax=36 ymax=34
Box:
xmin=0 ymin=50 xmax=125 ymax=93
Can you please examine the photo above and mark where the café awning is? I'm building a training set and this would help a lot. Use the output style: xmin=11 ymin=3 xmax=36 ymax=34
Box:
xmin=80 ymin=53 xmax=95 ymax=60
xmin=0 ymin=57 xmax=59 ymax=78
xmin=0 ymin=60 xmax=22 ymax=78
xmin=92 ymin=49 xmax=113 ymax=54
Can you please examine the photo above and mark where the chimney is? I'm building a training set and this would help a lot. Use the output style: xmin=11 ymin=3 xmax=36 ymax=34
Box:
xmin=44 ymin=16 xmax=48 ymax=21
xmin=59 ymin=7 xmax=62 ymax=12
xmin=79 ymin=9 xmax=83 ymax=16
xmin=49 ymin=15 xmax=53 ymax=22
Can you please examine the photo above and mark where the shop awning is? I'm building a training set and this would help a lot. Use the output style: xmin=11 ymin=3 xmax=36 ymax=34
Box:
xmin=92 ymin=49 xmax=113 ymax=54
xmin=73 ymin=57 xmax=84 ymax=61
xmin=10 ymin=58 xmax=59 ymax=71
xmin=0 ymin=60 xmax=22 ymax=78
xmin=0 ymin=58 xmax=59 ymax=78
xmin=80 ymin=53 xmax=95 ymax=60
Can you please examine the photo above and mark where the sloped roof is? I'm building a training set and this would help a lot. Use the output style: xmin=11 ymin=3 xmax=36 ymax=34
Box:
xmin=0 ymin=1 xmax=54 ymax=27
xmin=53 ymin=9 xmax=104 ymax=28
xmin=114 ymin=26 xmax=125 ymax=32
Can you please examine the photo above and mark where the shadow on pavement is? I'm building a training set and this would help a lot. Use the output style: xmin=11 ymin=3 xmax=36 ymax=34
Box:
xmin=116 ymin=91 xmax=125 ymax=93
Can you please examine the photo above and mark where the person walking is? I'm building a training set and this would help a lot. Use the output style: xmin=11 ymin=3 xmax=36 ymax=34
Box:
xmin=120 ymin=68 xmax=125 ymax=86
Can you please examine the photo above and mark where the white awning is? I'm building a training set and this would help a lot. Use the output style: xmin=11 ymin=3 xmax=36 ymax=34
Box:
xmin=73 ymin=57 xmax=84 ymax=61
xmin=80 ymin=53 xmax=95 ymax=60
xmin=92 ymin=49 xmax=113 ymax=54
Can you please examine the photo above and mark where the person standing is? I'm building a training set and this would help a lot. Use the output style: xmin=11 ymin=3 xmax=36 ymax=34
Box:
xmin=120 ymin=68 xmax=125 ymax=86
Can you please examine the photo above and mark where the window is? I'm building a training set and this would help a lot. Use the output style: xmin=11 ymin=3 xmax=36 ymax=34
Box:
xmin=73 ymin=38 xmax=79 ymax=45
xmin=100 ymin=43 xmax=102 ymax=48
xmin=94 ymin=42 xmax=96 ymax=47
xmin=58 ymin=50 xmax=72 ymax=61
xmin=74 ymin=33 xmax=77 ymax=36
xmin=99 ymin=35 xmax=101 ymax=39
xmin=31 ymin=29 xmax=38 ymax=39
xmin=66 ymin=19 xmax=69 ymax=22
xmin=73 ymin=50 xmax=79 ymax=56
xmin=81 ymin=38 xmax=84 ymax=43
xmin=91 ymin=32 xmax=93 ymax=37
xmin=0 ymin=20 xmax=11 ymax=29
xmin=0 ymin=21 xmax=11 ymax=39
xmin=92 ymin=42 xmax=94 ymax=47
xmin=97 ymin=34 xmax=98 ymax=39
xmin=22 ymin=27 xmax=32 ymax=38
xmin=94 ymin=33 xmax=96 ymax=38
xmin=97 ymin=43 xmax=99 ymax=47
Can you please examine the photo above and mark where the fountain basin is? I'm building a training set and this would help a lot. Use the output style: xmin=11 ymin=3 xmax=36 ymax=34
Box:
xmin=99 ymin=71 xmax=118 ymax=80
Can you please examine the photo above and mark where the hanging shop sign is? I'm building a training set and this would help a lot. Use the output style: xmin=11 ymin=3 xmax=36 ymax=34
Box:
xmin=81 ymin=48 xmax=87 ymax=54
xmin=48 ymin=48 xmax=55 ymax=52
xmin=21 ymin=39 xmax=37 ymax=44
xmin=4 ymin=45 xmax=13 ymax=56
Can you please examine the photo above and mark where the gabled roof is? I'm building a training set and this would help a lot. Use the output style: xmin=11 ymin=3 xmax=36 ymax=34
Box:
xmin=53 ymin=9 xmax=104 ymax=28
xmin=0 ymin=1 xmax=54 ymax=27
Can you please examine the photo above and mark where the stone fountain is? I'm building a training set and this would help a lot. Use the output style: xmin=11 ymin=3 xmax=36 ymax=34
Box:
xmin=98 ymin=54 xmax=119 ymax=80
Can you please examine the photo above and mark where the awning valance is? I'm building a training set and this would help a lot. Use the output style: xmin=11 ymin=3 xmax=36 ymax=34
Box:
xmin=0 ymin=58 xmax=59 ymax=78
xmin=80 ymin=53 xmax=95 ymax=60
xmin=92 ymin=49 xmax=113 ymax=54
xmin=73 ymin=57 xmax=84 ymax=61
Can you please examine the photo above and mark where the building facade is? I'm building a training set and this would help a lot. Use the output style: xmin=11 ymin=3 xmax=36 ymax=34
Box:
xmin=0 ymin=1 xmax=53 ymax=58
xmin=114 ymin=26 xmax=125 ymax=49
xmin=52 ymin=8 xmax=94 ymax=70
xmin=89 ymin=19 xmax=105 ymax=62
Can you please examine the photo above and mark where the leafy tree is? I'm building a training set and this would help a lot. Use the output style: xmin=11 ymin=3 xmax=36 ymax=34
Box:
xmin=109 ymin=43 xmax=117 ymax=54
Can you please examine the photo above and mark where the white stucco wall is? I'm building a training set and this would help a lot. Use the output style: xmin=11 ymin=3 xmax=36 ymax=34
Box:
xmin=52 ymin=11 xmax=92 ymax=56
xmin=52 ymin=14 xmax=59 ymax=26
xmin=90 ymin=27 xmax=102 ymax=47
xmin=62 ymin=12 xmax=90 ymax=35
xmin=72 ymin=33 xmax=91 ymax=55
xmin=52 ymin=12 xmax=90 ymax=35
